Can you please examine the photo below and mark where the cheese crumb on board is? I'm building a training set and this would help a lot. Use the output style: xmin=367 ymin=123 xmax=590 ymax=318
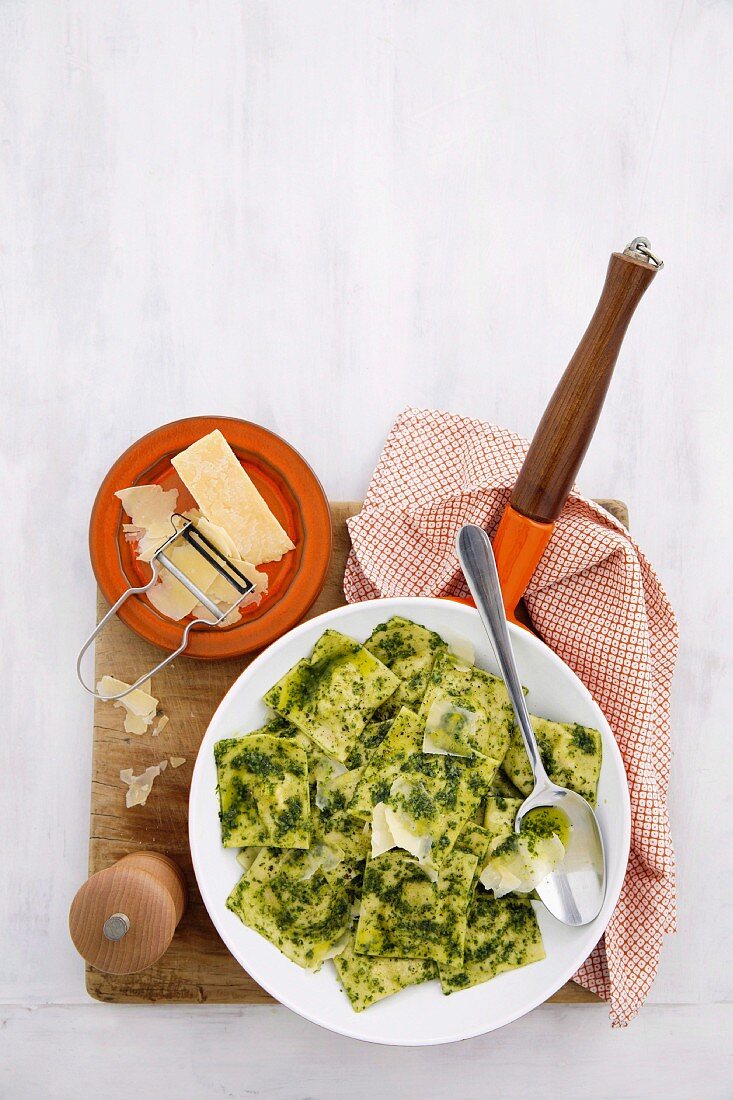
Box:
xmin=171 ymin=429 xmax=294 ymax=565
xmin=152 ymin=715 xmax=169 ymax=737
xmin=119 ymin=761 xmax=167 ymax=808
xmin=97 ymin=675 xmax=158 ymax=735
xmin=169 ymin=757 xmax=186 ymax=768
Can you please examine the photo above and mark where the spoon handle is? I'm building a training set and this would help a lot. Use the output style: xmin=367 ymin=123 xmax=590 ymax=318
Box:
xmin=456 ymin=525 xmax=550 ymax=786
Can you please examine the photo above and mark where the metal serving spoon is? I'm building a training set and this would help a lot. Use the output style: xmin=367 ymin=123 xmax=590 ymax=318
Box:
xmin=456 ymin=524 xmax=606 ymax=926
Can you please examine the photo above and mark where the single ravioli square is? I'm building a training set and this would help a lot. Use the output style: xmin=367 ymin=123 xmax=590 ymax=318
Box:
xmin=439 ymin=895 xmax=545 ymax=994
xmin=501 ymin=716 xmax=602 ymax=806
xmin=346 ymin=716 xmax=393 ymax=769
xmin=334 ymin=932 xmax=436 ymax=1012
xmin=226 ymin=848 xmax=351 ymax=971
xmin=364 ymin=617 xmax=447 ymax=716
xmin=454 ymin=821 xmax=492 ymax=883
xmin=264 ymin=629 xmax=400 ymax=764
xmin=354 ymin=847 xmax=477 ymax=968
xmin=348 ymin=708 xmax=424 ymax=820
xmin=214 ymin=732 xmax=310 ymax=848
xmin=419 ymin=650 xmax=514 ymax=762
xmin=483 ymin=793 xmax=523 ymax=849
xmin=374 ymin=752 xmax=497 ymax=870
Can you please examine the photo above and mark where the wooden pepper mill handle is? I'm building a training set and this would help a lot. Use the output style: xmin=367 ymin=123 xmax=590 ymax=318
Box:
xmin=511 ymin=238 xmax=663 ymax=523
xmin=69 ymin=851 xmax=187 ymax=975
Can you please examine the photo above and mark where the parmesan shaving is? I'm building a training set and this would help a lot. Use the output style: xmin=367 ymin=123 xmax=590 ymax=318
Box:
xmin=422 ymin=698 xmax=479 ymax=758
xmin=115 ymin=485 xmax=179 ymax=562
xmin=97 ymin=675 xmax=158 ymax=735
xmin=370 ymin=802 xmax=395 ymax=859
xmin=119 ymin=760 xmax=167 ymax=808
xmin=479 ymin=833 xmax=565 ymax=898
xmin=152 ymin=715 xmax=169 ymax=737
xmin=370 ymin=781 xmax=436 ymax=879
xmin=206 ymin=557 xmax=268 ymax=608
xmin=296 ymin=840 xmax=346 ymax=882
xmin=313 ymin=757 xmax=348 ymax=811
xmin=236 ymin=846 xmax=262 ymax=872
xmin=442 ymin=630 xmax=475 ymax=668
xmin=195 ymin=516 xmax=241 ymax=560
xmin=169 ymin=756 xmax=186 ymax=768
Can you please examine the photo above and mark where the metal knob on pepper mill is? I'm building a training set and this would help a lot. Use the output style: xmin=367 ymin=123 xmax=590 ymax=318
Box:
xmin=69 ymin=852 xmax=187 ymax=975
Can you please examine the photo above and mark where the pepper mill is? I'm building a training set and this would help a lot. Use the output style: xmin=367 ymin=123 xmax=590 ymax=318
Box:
xmin=69 ymin=851 xmax=187 ymax=975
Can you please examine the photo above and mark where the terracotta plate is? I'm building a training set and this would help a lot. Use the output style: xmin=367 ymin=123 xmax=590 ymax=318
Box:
xmin=89 ymin=416 xmax=332 ymax=659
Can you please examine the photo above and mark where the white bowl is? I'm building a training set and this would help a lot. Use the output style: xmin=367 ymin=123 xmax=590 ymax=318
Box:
xmin=189 ymin=597 xmax=630 ymax=1045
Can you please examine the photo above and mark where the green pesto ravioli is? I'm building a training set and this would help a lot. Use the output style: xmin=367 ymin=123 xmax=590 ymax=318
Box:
xmin=264 ymin=629 xmax=400 ymax=764
xmin=215 ymin=619 xmax=603 ymax=1013
xmin=215 ymin=732 xmax=310 ymax=848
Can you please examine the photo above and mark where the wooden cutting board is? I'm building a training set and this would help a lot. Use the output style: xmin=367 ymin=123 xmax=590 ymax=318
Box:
xmin=87 ymin=498 xmax=628 ymax=1004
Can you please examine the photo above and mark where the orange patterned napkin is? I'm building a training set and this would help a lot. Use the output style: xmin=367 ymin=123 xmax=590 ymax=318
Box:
xmin=344 ymin=407 xmax=678 ymax=1027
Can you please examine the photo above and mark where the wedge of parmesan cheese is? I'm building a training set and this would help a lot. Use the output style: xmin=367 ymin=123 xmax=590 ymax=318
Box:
xmin=171 ymin=429 xmax=294 ymax=565
xmin=97 ymin=675 xmax=158 ymax=735
xmin=119 ymin=761 xmax=167 ymax=808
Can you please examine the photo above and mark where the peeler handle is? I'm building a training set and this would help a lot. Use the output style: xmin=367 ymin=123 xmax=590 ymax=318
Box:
xmin=76 ymin=563 xmax=209 ymax=700
xmin=510 ymin=243 xmax=661 ymax=523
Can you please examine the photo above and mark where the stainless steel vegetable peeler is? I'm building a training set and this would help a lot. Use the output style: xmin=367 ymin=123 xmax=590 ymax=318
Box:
xmin=76 ymin=515 xmax=255 ymax=700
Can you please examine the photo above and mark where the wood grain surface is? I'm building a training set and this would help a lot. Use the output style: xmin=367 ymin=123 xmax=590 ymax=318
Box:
xmin=87 ymin=499 xmax=628 ymax=1004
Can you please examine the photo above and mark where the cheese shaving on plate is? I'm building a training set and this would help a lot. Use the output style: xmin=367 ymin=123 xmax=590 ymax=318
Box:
xmin=479 ymin=833 xmax=565 ymax=898
xmin=370 ymin=777 xmax=436 ymax=878
xmin=441 ymin=630 xmax=475 ymax=668
xmin=116 ymin=485 xmax=178 ymax=562
xmin=422 ymin=698 xmax=479 ymax=758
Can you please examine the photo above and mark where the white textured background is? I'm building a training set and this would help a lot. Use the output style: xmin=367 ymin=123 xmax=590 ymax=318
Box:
xmin=1 ymin=1 xmax=731 ymax=1096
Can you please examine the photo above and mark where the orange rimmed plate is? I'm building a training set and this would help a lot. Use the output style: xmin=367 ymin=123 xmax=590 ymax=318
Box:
xmin=89 ymin=416 xmax=332 ymax=659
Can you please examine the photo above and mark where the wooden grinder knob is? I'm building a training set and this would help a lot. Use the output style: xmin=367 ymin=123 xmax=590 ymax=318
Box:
xmin=69 ymin=852 xmax=187 ymax=975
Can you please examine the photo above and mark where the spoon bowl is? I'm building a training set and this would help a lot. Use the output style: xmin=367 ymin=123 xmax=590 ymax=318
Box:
xmin=515 ymin=782 xmax=606 ymax=926
xmin=457 ymin=523 xmax=607 ymax=927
